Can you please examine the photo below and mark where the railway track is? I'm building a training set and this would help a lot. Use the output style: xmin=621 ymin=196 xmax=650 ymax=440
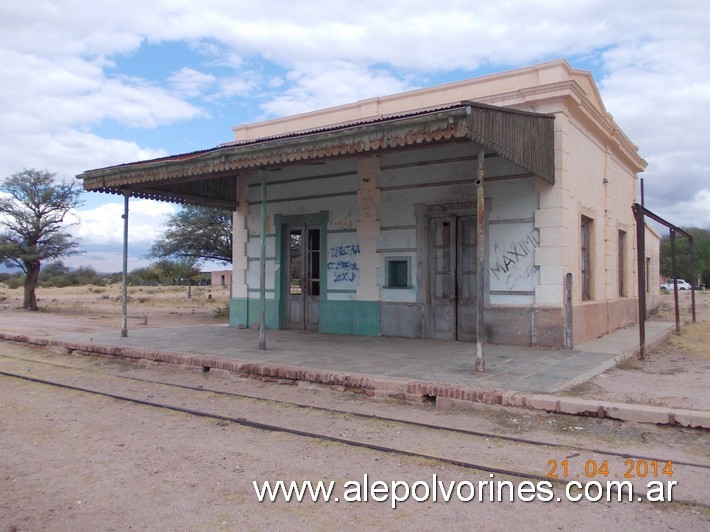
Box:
xmin=1 ymin=350 xmax=708 ymax=508
xmin=1 ymin=352 xmax=707 ymax=470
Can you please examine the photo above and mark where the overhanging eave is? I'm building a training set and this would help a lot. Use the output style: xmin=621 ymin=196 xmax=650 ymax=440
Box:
xmin=465 ymin=102 xmax=555 ymax=184
xmin=78 ymin=102 xmax=555 ymax=207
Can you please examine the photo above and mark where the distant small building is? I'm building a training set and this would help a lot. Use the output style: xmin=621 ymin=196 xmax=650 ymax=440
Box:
xmin=79 ymin=59 xmax=660 ymax=347
xmin=209 ymin=270 xmax=232 ymax=288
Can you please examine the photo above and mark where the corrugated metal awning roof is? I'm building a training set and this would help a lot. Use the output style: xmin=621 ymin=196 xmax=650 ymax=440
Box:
xmin=77 ymin=102 xmax=555 ymax=209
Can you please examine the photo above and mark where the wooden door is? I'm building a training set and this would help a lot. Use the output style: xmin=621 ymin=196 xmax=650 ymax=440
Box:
xmin=430 ymin=217 xmax=456 ymax=339
xmin=428 ymin=215 xmax=477 ymax=341
xmin=456 ymin=216 xmax=477 ymax=341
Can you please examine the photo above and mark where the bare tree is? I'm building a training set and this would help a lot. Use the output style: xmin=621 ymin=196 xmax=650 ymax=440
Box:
xmin=0 ymin=169 xmax=84 ymax=310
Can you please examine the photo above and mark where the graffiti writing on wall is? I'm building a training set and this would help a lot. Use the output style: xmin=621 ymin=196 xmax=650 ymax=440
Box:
xmin=490 ymin=229 xmax=540 ymax=290
xmin=328 ymin=244 xmax=360 ymax=283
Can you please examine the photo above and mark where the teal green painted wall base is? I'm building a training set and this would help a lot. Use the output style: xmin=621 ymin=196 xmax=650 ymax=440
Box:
xmin=229 ymin=298 xmax=279 ymax=329
xmin=319 ymin=300 xmax=380 ymax=336
xmin=229 ymin=298 xmax=248 ymax=328
xmin=352 ymin=301 xmax=381 ymax=336
xmin=230 ymin=297 xmax=380 ymax=337
xmin=318 ymin=300 xmax=352 ymax=334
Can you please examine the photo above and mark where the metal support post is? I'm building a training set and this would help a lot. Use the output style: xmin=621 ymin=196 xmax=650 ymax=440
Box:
xmin=564 ymin=273 xmax=573 ymax=349
xmin=633 ymin=204 xmax=646 ymax=359
xmin=259 ymin=172 xmax=267 ymax=350
xmin=689 ymin=238 xmax=696 ymax=323
xmin=670 ymin=229 xmax=680 ymax=335
xmin=475 ymin=146 xmax=485 ymax=373
xmin=121 ymin=190 xmax=129 ymax=338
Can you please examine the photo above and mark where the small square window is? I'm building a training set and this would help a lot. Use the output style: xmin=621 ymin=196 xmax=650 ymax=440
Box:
xmin=386 ymin=258 xmax=410 ymax=288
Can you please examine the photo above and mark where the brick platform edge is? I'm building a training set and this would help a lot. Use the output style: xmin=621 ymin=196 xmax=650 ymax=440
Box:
xmin=2 ymin=332 xmax=708 ymax=430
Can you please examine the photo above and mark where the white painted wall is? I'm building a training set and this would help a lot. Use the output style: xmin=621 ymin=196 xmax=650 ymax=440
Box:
xmin=226 ymin=60 xmax=648 ymax=342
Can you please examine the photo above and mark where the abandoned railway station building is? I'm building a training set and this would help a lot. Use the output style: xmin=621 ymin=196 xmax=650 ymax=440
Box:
xmin=79 ymin=59 xmax=660 ymax=348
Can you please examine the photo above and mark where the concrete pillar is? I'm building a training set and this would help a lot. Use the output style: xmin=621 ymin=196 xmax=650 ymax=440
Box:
xmin=533 ymin=114 xmax=569 ymax=306
xmin=232 ymin=174 xmax=250 ymax=299
xmin=356 ymin=157 xmax=381 ymax=301
xmin=602 ymin=148 xmax=614 ymax=300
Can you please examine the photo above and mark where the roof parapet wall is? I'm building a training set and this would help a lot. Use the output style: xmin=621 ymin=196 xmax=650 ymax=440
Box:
xmin=231 ymin=59 xmax=645 ymax=173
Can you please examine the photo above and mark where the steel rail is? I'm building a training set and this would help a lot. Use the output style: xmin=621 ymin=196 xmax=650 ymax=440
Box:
xmin=4 ymin=368 xmax=709 ymax=509
xmin=1 ymin=352 xmax=707 ymax=471
xmin=1 ymin=368 xmax=553 ymax=482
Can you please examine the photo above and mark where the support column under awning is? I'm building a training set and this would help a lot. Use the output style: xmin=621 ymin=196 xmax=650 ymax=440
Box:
xmin=258 ymin=171 xmax=267 ymax=350
xmin=475 ymin=146 xmax=485 ymax=372
xmin=121 ymin=190 xmax=129 ymax=338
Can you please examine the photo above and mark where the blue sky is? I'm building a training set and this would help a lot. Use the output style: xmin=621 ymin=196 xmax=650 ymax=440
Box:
xmin=1 ymin=1 xmax=709 ymax=273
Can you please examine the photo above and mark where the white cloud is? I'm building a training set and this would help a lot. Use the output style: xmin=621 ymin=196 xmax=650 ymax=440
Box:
xmin=260 ymin=61 xmax=417 ymax=117
xmin=0 ymin=1 xmax=143 ymax=58
xmin=596 ymin=5 xmax=710 ymax=219
xmin=62 ymin=249 xmax=154 ymax=274
xmin=69 ymin=199 xmax=176 ymax=246
xmin=0 ymin=129 xmax=166 ymax=183
xmin=216 ymin=75 xmax=259 ymax=99
xmin=169 ymin=67 xmax=216 ymax=98
xmin=652 ymin=188 xmax=710 ymax=229
xmin=0 ymin=48 xmax=203 ymax=132
xmin=57 ymin=199 xmax=177 ymax=273
xmin=0 ymin=0 xmax=708 ymax=230
xmin=0 ymin=47 xmax=199 ymax=179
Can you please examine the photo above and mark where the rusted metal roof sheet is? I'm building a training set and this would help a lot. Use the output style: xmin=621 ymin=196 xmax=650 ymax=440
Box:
xmin=465 ymin=102 xmax=555 ymax=185
xmin=78 ymin=102 xmax=555 ymax=208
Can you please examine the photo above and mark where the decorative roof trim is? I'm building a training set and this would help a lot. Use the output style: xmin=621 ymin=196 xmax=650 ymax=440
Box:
xmin=78 ymin=102 xmax=555 ymax=206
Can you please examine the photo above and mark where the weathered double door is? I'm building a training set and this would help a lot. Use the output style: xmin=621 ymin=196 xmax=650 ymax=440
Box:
xmin=286 ymin=225 xmax=320 ymax=331
xmin=429 ymin=216 xmax=477 ymax=341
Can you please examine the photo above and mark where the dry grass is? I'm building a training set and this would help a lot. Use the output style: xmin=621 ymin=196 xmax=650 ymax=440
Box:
xmin=651 ymin=289 xmax=709 ymax=323
xmin=560 ymin=291 xmax=710 ymax=410
xmin=0 ymin=283 xmax=230 ymax=309
xmin=0 ymin=283 xmax=232 ymax=332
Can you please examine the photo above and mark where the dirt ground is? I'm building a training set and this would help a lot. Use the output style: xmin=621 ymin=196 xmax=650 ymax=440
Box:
xmin=0 ymin=284 xmax=708 ymax=411
xmin=0 ymin=283 xmax=231 ymax=334
xmin=1 ymin=363 xmax=706 ymax=531
xmin=0 ymin=284 xmax=708 ymax=529
xmin=561 ymin=291 xmax=710 ymax=411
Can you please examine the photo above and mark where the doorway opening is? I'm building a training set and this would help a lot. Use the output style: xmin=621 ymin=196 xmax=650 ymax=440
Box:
xmin=428 ymin=215 xmax=477 ymax=341
xmin=285 ymin=224 xmax=321 ymax=330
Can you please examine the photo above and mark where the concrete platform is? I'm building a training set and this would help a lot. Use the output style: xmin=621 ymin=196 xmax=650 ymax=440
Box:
xmin=3 ymin=320 xmax=708 ymax=428
xmin=47 ymin=321 xmax=674 ymax=393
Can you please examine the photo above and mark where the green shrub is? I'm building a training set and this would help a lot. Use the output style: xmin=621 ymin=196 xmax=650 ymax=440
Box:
xmin=5 ymin=277 xmax=22 ymax=289
xmin=213 ymin=304 xmax=230 ymax=318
